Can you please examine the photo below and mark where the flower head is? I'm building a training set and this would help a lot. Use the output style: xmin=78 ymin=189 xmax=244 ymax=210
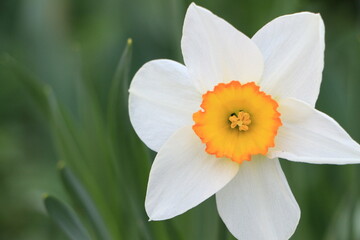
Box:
xmin=129 ymin=3 xmax=360 ymax=239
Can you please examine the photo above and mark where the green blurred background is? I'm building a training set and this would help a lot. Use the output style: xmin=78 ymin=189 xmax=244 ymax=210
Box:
xmin=0 ymin=0 xmax=359 ymax=239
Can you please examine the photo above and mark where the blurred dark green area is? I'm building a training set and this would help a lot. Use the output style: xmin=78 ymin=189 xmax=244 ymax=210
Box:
xmin=0 ymin=0 xmax=359 ymax=239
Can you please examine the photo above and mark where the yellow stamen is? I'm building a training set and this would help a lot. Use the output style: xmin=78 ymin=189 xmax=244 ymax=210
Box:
xmin=229 ymin=111 xmax=252 ymax=131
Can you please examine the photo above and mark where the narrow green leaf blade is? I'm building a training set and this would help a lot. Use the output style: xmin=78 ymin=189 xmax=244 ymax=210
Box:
xmin=107 ymin=38 xmax=133 ymax=133
xmin=43 ymin=195 xmax=91 ymax=240
xmin=59 ymin=163 xmax=112 ymax=240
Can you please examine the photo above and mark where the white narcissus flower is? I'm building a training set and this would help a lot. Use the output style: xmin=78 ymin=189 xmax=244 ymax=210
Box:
xmin=128 ymin=3 xmax=360 ymax=240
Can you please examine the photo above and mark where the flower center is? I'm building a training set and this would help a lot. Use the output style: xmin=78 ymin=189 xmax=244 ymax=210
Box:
xmin=229 ymin=111 xmax=251 ymax=131
xmin=192 ymin=81 xmax=282 ymax=163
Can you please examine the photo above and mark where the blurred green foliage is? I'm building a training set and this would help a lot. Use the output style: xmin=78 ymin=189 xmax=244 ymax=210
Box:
xmin=0 ymin=0 xmax=359 ymax=239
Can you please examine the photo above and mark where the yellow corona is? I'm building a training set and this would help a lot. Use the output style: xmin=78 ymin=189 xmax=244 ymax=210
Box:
xmin=193 ymin=81 xmax=282 ymax=163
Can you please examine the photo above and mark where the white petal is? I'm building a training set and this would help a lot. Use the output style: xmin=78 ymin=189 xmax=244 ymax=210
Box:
xmin=181 ymin=3 xmax=264 ymax=93
xmin=216 ymin=156 xmax=300 ymax=240
xmin=268 ymin=98 xmax=360 ymax=164
xmin=129 ymin=59 xmax=202 ymax=152
xmin=252 ymin=12 xmax=325 ymax=106
xmin=145 ymin=126 xmax=239 ymax=220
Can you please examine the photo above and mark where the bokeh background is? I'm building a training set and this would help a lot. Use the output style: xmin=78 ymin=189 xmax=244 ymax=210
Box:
xmin=0 ymin=0 xmax=360 ymax=239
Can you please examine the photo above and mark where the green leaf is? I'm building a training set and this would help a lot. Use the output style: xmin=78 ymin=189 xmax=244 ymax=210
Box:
xmin=107 ymin=38 xmax=133 ymax=136
xmin=43 ymin=194 xmax=91 ymax=240
xmin=104 ymin=39 xmax=154 ymax=240
xmin=59 ymin=163 xmax=112 ymax=240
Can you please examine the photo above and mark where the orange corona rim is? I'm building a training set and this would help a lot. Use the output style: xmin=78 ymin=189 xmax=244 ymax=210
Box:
xmin=192 ymin=81 xmax=282 ymax=163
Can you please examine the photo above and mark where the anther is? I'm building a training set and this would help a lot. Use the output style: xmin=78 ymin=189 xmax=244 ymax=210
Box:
xmin=229 ymin=111 xmax=251 ymax=131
